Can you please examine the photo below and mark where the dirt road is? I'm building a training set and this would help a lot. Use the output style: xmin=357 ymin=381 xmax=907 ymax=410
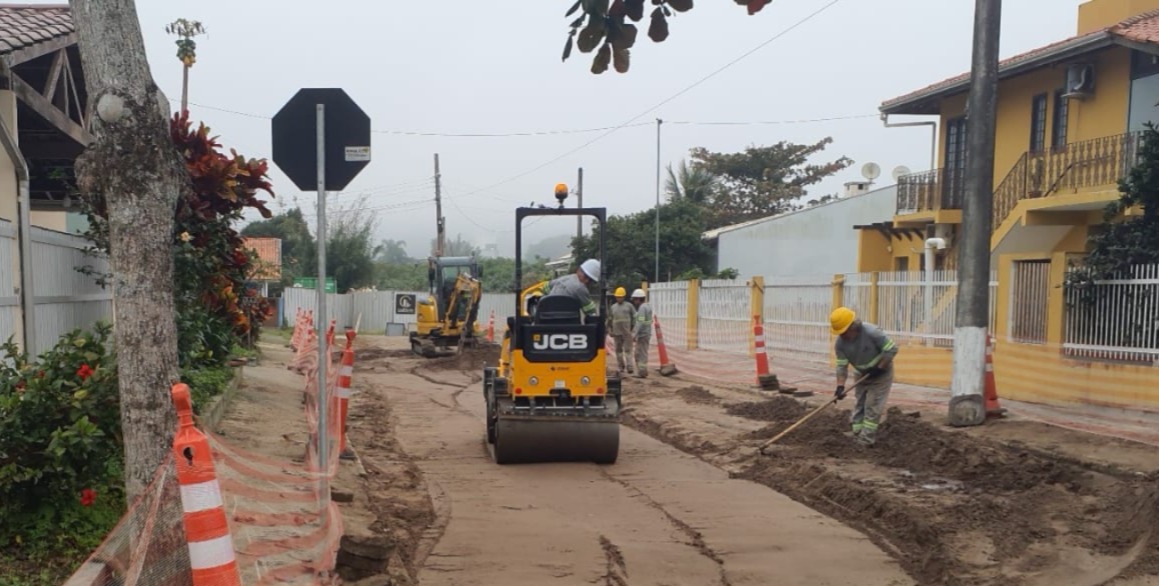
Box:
xmin=352 ymin=340 xmax=912 ymax=586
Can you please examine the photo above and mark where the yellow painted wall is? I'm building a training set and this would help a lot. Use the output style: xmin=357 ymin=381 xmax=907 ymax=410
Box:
xmin=1078 ymin=0 xmax=1159 ymax=34
xmin=886 ymin=339 xmax=1159 ymax=413
xmin=933 ymin=47 xmax=1131 ymax=189
xmin=0 ymin=90 xmax=17 ymax=223
xmin=856 ymin=230 xmax=892 ymax=273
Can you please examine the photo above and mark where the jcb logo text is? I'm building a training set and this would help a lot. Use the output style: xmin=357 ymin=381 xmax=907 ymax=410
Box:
xmin=532 ymin=334 xmax=588 ymax=351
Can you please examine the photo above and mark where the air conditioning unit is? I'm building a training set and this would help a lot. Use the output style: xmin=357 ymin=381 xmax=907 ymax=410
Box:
xmin=1063 ymin=63 xmax=1095 ymax=100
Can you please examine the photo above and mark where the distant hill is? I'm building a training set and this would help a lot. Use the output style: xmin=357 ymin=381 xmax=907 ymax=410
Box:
xmin=525 ymin=234 xmax=572 ymax=261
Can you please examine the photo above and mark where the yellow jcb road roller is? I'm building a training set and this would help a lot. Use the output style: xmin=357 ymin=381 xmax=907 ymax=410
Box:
xmin=482 ymin=185 xmax=620 ymax=464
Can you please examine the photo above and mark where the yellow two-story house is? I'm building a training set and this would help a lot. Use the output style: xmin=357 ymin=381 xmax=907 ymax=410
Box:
xmin=857 ymin=0 xmax=1159 ymax=410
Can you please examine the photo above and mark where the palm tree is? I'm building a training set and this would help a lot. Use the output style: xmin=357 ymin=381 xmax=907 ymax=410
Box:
xmin=665 ymin=160 xmax=716 ymax=205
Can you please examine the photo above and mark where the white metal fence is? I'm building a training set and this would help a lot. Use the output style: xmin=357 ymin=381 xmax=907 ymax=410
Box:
xmin=0 ymin=220 xmax=113 ymax=356
xmin=765 ymin=275 xmax=831 ymax=359
xmin=0 ymin=220 xmax=19 ymax=349
xmin=651 ymin=281 xmax=688 ymax=348
xmin=1064 ymin=264 xmax=1159 ymax=363
xmin=697 ymin=279 xmax=750 ymax=354
xmin=282 ymin=287 xmax=516 ymax=335
xmin=650 ymin=270 xmax=1002 ymax=364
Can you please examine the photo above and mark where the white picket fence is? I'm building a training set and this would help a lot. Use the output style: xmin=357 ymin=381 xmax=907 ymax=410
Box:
xmin=0 ymin=219 xmax=113 ymax=356
xmin=282 ymin=287 xmax=516 ymax=335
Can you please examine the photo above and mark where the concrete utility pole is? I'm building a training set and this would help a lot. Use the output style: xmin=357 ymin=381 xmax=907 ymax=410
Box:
xmin=949 ymin=0 xmax=1001 ymax=427
xmin=655 ymin=118 xmax=663 ymax=284
xmin=577 ymin=167 xmax=584 ymax=241
xmin=434 ymin=153 xmax=445 ymax=256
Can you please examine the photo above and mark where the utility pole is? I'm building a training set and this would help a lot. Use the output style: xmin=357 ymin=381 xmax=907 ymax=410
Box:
xmin=434 ymin=153 xmax=445 ymax=257
xmin=949 ymin=0 xmax=1001 ymax=427
xmin=576 ymin=167 xmax=584 ymax=242
xmin=655 ymin=118 xmax=662 ymax=284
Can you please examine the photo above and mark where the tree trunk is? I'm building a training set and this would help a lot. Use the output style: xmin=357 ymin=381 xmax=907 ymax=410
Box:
xmin=69 ymin=0 xmax=188 ymax=501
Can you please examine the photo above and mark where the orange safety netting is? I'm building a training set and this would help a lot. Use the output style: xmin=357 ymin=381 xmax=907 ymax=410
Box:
xmin=67 ymin=315 xmax=347 ymax=585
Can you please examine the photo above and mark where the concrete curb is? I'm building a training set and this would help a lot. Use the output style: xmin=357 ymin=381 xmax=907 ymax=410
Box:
xmin=197 ymin=363 xmax=245 ymax=432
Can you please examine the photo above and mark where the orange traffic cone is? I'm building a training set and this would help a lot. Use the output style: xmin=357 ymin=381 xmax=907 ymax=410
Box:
xmin=985 ymin=334 xmax=1006 ymax=418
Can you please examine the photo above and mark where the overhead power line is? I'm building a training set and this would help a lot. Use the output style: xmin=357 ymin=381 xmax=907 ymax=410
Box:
xmin=177 ymin=98 xmax=871 ymax=138
xmin=439 ymin=0 xmax=844 ymax=204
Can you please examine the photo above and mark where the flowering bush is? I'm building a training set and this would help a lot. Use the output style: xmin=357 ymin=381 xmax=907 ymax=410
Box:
xmin=82 ymin=112 xmax=277 ymax=369
xmin=0 ymin=324 xmax=124 ymax=553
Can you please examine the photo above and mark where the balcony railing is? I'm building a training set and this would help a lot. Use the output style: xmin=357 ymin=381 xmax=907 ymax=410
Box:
xmin=993 ymin=131 xmax=1142 ymax=229
xmin=897 ymin=131 xmax=1143 ymax=224
xmin=896 ymin=167 xmax=966 ymax=214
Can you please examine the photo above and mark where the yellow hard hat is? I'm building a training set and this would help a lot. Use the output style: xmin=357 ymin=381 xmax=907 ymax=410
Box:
xmin=830 ymin=307 xmax=855 ymax=335
xmin=614 ymin=286 xmax=627 ymax=297
xmin=555 ymin=183 xmax=568 ymax=196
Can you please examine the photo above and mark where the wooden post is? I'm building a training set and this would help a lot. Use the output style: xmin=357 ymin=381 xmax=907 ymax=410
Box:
xmin=687 ymin=278 xmax=699 ymax=350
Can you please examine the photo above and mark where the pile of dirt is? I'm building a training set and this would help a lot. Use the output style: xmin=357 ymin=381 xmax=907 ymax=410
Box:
xmin=424 ymin=344 xmax=500 ymax=372
xmin=731 ymin=405 xmax=1159 ymax=584
xmin=676 ymin=385 xmax=720 ymax=405
xmin=724 ymin=396 xmax=808 ymax=422
xmin=355 ymin=348 xmax=412 ymax=362
xmin=621 ymin=389 xmax=1159 ymax=585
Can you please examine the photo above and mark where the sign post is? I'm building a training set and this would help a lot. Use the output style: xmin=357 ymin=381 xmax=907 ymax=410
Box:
xmin=314 ymin=104 xmax=328 ymax=496
xmin=272 ymin=88 xmax=371 ymax=507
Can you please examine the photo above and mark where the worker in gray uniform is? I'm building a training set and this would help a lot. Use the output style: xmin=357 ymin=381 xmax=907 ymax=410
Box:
xmin=630 ymin=288 xmax=653 ymax=378
xmin=608 ymin=286 xmax=636 ymax=373
xmin=541 ymin=258 xmax=600 ymax=318
xmin=830 ymin=306 xmax=898 ymax=446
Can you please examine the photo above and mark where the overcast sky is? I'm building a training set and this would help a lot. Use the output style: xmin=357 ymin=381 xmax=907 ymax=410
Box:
xmin=112 ymin=1 xmax=1085 ymax=256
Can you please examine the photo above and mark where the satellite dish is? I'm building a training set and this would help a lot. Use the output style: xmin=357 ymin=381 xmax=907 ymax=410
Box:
xmin=892 ymin=165 xmax=912 ymax=181
xmin=861 ymin=162 xmax=881 ymax=181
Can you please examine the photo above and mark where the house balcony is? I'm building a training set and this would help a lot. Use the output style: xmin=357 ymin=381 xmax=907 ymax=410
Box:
xmin=894 ymin=131 xmax=1143 ymax=234
xmin=895 ymin=168 xmax=965 ymax=226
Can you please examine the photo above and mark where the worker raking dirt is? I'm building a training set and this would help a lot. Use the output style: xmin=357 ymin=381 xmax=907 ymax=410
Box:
xmin=830 ymin=306 xmax=898 ymax=446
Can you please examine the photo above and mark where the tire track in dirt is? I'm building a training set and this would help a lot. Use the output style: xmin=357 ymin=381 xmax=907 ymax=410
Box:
xmin=598 ymin=536 xmax=629 ymax=586
xmin=356 ymin=339 xmax=913 ymax=585
xmin=598 ymin=468 xmax=732 ymax=586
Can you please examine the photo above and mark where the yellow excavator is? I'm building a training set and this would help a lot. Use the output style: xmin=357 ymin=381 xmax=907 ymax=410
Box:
xmin=482 ymin=184 xmax=620 ymax=464
xmin=411 ymin=256 xmax=484 ymax=357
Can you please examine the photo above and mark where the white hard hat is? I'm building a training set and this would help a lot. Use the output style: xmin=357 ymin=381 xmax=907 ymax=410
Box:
xmin=579 ymin=259 xmax=601 ymax=282
xmin=631 ymin=288 xmax=646 ymax=299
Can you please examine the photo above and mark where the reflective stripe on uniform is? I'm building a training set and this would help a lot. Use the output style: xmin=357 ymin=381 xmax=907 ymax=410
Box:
xmin=851 ymin=422 xmax=864 ymax=432
xmin=862 ymin=420 xmax=879 ymax=431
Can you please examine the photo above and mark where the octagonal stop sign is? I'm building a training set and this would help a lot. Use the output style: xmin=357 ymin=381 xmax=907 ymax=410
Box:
xmin=271 ymin=88 xmax=371 ymax=191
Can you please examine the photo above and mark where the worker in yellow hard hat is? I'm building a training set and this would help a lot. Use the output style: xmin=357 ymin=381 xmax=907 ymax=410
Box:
xmin=830 ymin=306 xmax=898 ymax=446
xmin=608 ymin=286 xmax=636 ymax=374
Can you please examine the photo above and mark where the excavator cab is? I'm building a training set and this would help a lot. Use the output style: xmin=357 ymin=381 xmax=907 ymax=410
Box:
xmin=411 ymin=256 xmax=483 ymax=357
xmin=483 ymin=185 xmax=620 ymax=464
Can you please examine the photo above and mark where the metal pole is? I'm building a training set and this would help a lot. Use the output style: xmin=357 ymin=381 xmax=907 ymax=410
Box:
xmin=434 ymin=154 xmax=444 ymax=256
xmin=655 ymin=119 xmax=662 ymax=283
xmin=315 ymin=104 xmax=330 ymax=494
xmin=576 ymin=167 xmax=584 ymax=242
xmin=949 ymin=0 xmax=1001 ymax=427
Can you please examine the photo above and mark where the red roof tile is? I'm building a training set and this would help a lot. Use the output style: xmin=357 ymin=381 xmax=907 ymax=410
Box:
xmin=882 ymin=11 xmax=1159 ymax=113
xmin=0 ymin=4 xmax=73 ymax=57
xmin=243 ymin=237 xmax=282 ymax=281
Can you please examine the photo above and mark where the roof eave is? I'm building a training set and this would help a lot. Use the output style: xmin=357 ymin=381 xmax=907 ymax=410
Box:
xmin=879 ymin=34 xmax=1116 ymax=115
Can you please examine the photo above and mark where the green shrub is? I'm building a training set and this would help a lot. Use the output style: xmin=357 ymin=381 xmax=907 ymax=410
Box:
xmin=181 ymin=366 xmax=234 ymax=413
xmin=0 ymin=323 xmax=125 ymax=560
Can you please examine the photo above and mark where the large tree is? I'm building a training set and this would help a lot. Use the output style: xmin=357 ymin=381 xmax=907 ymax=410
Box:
xmin=562 ymin=0 xmax=772 ymax=73
xmin=690 ymin=139 xmax=851 ymax=228
xmin=69 ymin=0 xmax=189 ymax=501
xmin=571 ymin=198 xmax=714 ymax=286
xmin=665 ymin=159 xmax=715 ymax=204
